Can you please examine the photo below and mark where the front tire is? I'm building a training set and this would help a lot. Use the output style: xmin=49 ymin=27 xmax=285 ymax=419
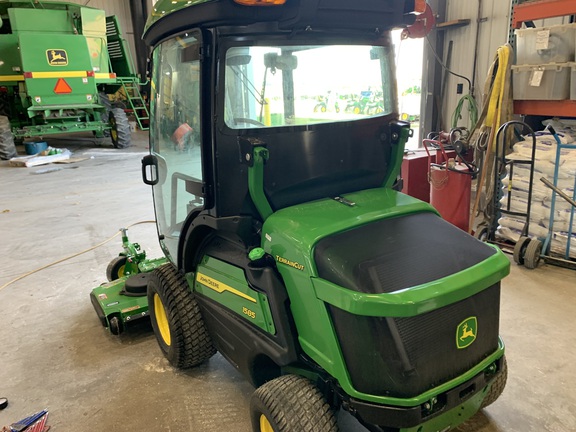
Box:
xmin=0 ymin=115 xmax=16 ymax=160
xmin=109 ymin=107 xmax=131 ymax=148
xmin=147 ymin=264 xmax=216 ymax=368
xmin=250 ymin=375 xmax=338 ymax=432
xmin=481 ymin=357 xmax=507 ymax=409
xmin=98 ymin=92 xmax=112 ymax=137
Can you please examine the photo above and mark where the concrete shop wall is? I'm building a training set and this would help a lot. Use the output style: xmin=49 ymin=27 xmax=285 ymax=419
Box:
xmin=441 ymin=0 xmax=571 ymax=132
xmin=49 ymin=0 xmax=139 ymax=78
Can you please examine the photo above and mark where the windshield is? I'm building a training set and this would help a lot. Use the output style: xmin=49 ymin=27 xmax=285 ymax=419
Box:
xmin=224 ymin=44 xmax=396 ymax=129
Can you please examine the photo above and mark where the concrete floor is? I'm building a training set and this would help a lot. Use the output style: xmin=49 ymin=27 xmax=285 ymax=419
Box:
xmin=1 ymin=130 xmax=575 ymax=432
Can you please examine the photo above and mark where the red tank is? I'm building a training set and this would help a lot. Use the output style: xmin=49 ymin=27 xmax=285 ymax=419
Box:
xmin=424 ymin=139 xmax=473 ymax=232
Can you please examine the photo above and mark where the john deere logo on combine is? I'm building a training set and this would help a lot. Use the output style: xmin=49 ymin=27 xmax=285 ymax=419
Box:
xmin=456 ymin=317 xmax=477 ymax=349
xmin=47 ymin=49 xmax=68 ymax=66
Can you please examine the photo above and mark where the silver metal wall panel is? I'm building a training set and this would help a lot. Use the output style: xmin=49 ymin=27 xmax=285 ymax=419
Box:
xmin=441 ymin=0 xmax=512 ymax=131
xmin=441 ymin=1 xmax=571 ymax=133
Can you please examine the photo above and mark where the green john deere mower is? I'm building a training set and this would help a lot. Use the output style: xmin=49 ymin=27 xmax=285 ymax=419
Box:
xmin=137 ymin=1 xmax=509 ymax=431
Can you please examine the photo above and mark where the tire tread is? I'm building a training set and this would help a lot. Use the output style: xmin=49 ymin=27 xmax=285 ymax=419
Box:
xmin=524 ymin=239 xmax=542 ymax=270
xmin=0 ymin=115 xmax=16 ymax=160
xmin=481 ymin=357 xmax=507 ymax=409
xmin=110 ymin=107 xmax=131 ymax=148
xmin=149 ymin=264 xmax=216 ymax=368
xmin=251 ymin=375 xmax=338 ymax=432
xmin=513 ymin=236 xmax=530 ymax=265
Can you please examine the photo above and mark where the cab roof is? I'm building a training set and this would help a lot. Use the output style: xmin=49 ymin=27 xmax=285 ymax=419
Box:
xmin=144 ymin=0 xmax=416 ymax=46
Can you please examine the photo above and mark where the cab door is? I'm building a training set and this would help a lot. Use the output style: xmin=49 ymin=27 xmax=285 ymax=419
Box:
xmin=144 ymin=33 xmax=205 ymax=262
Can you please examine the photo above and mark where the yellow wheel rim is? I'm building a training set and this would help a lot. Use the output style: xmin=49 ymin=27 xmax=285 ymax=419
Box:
xmin=117 ymin=265 xmax=125 ymax=278
xmin=259 ymin=414 xmax=274 ymax=432
xmin=353 ymin=107 xmax=360 ymax=114
xmin=154 ymin=293 xmax=171 ymax=346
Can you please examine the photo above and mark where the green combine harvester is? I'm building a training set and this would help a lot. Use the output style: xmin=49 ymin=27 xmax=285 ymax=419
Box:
xmin=0 ymin=0 xmax=150 ymax=158
xmin=93 ymin=0 xmax=510 ymax=431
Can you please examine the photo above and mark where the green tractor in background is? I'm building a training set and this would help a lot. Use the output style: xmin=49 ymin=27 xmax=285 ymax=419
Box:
xmin=135 ymin=0 xmax=510 ymax=431
xmin=0 ymin=0 xmax=149 ymax=159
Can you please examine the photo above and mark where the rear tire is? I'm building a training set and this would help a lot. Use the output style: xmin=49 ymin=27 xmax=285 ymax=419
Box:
xmin=250 ymin=375 xmax=338 ymax=432
xmin=147 ymin=264 xmax=216 ymax=368
xmin=481 ymin=357 xmax=507 ymax=409
xmin=109 ymin=108 xmax=131 ymax=148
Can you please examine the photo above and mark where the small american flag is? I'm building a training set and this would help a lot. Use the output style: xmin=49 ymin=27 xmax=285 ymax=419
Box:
xmin=9 ymin=410 xmax=49 ymax=432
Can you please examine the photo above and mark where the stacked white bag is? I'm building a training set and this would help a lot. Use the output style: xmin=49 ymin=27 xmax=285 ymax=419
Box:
xmin=497 ymin=120 xmax=576 ymax=258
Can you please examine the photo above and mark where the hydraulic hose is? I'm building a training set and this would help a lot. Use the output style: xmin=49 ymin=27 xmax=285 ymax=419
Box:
xmin=452 ymin=94 xmax=479 ymax=130
xmin=0 ymin=220 xmax=156 ymax=292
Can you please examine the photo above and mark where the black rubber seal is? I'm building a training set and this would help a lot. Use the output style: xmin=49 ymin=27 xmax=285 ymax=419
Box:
xmin=0 ymin=397 xmax=8 ymax=410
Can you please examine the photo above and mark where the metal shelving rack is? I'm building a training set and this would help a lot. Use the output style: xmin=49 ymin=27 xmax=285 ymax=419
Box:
xmin=512 ymin=0 xmax=576 ymax=116
xmin=511 ymin=0 xmax=576 ymax=268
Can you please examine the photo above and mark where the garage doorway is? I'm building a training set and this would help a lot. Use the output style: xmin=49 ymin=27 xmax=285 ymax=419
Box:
xmin=392 ymin=30 xmax=424 ymax=150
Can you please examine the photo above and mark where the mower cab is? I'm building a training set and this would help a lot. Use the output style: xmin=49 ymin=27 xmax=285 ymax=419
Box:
xmin=141 ymin=1 xmax=509 ymax=431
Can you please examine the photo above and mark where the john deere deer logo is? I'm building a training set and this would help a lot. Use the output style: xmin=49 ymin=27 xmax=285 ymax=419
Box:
xmin=47 ymin=49 xmax=68 ymax=66
xmin=456 ymin=317 xmax=477 ymax=349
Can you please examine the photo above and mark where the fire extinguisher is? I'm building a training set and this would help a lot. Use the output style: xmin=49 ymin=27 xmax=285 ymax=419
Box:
xmin=423 ymin=138 xmax=478 ymax=232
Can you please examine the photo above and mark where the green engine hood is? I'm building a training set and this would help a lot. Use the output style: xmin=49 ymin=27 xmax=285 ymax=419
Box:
xmin=260 ymin=187 xmax=509 ymax=405
xmin=262 ymin=187 xmax=434 ymax=269
xmin=261 ymin=187 xmax=510 ymax=317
